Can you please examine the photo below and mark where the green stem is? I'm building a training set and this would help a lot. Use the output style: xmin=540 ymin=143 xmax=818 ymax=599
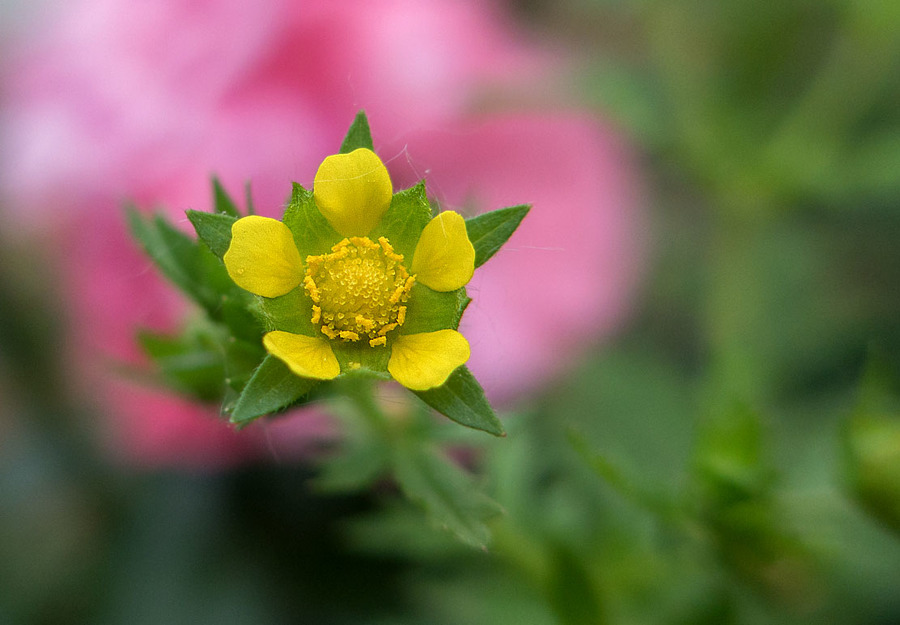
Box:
xmin=339 ymin=375 xmax=393 ymax=436
xmin=703 ymin=209 xmax=772 ymax=412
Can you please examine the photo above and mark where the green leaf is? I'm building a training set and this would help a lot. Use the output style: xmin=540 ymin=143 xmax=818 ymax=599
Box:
xmin=400 ymin=284 xmax=469 ymax=334
xmin=339 ymin=110 xmax=375 ymax=154
xmin=414 ymin=366 xmax=505 ymax=436
xmin=186 ymin=210 xmax=236 ymax=260
xmin=392 ymin=439 xmax=502 ymax=548
xmin=125 ymin=207 xmax=222 ymax=314
xmin=372 ymin=182 xmax=432 ymax=259
xmin=212 ymin=177 xmax=241 ymax=217
xmin=465 ymin=204 xmax=531 ymax=268
xmin=282 ymin=183 xmax=341 ymax=257
xmin=229 ymin=354 xmax=319 ymax=426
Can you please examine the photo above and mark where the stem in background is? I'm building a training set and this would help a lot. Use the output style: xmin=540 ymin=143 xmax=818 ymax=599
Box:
xmin=703 ymin=208 xmax=773 ymax=413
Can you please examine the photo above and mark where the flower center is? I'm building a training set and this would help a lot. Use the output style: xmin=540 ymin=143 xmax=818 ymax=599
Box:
xmin=303 ymin=236 xmax=415 ymax=347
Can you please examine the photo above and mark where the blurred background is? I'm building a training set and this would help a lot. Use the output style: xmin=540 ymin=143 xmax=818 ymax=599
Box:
xmin=1 ymin=0 xmax=900 ymax=623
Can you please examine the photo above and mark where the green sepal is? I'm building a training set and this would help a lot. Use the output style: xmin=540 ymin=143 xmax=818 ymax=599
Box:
xmin=125 ymin=207 xmax=227 ymax=316
xmin=332 ymin=342 xmax=392 ymax=377
xmin=253 ymin=286 xmax=317 ymax=336
xmin=282 ymin=183 xmax=341 ymax=257
xmin=372 ymin=181 xmax=432 ymax=259
xmin=392 ymin=435 xmax=503 ymax=549
xmin=212 ymin=177 xmax=241 ymax=218
xmin=400 ymin=284 xmax=469 ymax=335
xmin=339 ymin=110 xmax=375 ymax=154
xmin=186 ymin=210 xmax=236 ymax=260
xmin=229 ymin=354 xmax=319 ymax=426
xmin=465 ymin=204 xmax=531 ymax=268
xmin=414 ymin=366 xmax=505 ymax=436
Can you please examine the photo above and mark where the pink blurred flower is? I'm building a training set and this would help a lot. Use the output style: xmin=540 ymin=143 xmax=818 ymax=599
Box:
xmin=0 ymin=0 xmax=643 ymax=467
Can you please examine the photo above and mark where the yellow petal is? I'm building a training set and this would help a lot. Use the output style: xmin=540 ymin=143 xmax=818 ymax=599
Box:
xmin=263 ymin=331 xmax=341 ymax=380
xmin=388 ymin=330 xmax=470 ymax=391
xmin=224 ymin=216 xmax=304 ymax=298
xmin=313 ymin=148 xmax=392 ymax=236
xmin=410 ymin=211 xmax=475 ymax=291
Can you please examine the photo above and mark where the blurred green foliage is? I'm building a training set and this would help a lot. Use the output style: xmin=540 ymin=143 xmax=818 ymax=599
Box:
xmin=3 ymin=0 xmax=900 ymax=623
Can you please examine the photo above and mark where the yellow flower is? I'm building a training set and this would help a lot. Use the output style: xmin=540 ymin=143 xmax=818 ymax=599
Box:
xmin=223 ymin=148 xmax=476 ymax=391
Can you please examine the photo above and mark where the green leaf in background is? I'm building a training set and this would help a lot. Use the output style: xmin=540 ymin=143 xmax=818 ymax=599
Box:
xmin=568 ymin=428 xmax=673 ymax=519
xmin=693 ymin=401 xmax=772 ymax=505
xmin=545 ymin=545 xmax=605 ymax=625
xmin=212 ymin=177 xmax=241 ymax=218
xmin=392 ymin=438 xmax=502 ymax=549
xmin=844 ymin=411 xmax=900 ymax=536
xmin=371 ymin=182 xmax=432 ymax=260
xmin=229 ymin=354 xmax=319 ymax=426
xmin=186 ymin=210 xmax=237 ymax=260
xmin=137 ymin=329 xmax=226 ymax=402
xmin=313 ymin=410 xmax=391 ymax=494
xmin=465 ymin=204 xmax=530 ymax=268
xmin=339 ymin=110 xmax=375 ymax=154
xmin=843 ymin=357 xmax=900 ymax=536
xmin=399 ymin=284 xmax=469 ymax=335
xmin=282 ymin=183 xmax=341 ymax=257
xmin=414 ymin=366 xmax=504 ymax=436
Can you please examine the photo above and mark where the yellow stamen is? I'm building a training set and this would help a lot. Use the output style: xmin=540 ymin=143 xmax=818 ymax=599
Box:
xmin=303 ymin=276 xmax=320 ymax=303
xmin=355 ymin=314 xmax=376 ymax=332
xmin=378 ymin=322 xmax=398 ymax=336
xmin=304 ymin=236 xmax=415 ymax=345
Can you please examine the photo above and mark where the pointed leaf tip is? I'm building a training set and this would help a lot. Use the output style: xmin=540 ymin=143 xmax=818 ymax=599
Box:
xmin=339 ymin=110 xmax=375 ymax=154
xmin=186 ymin=210 xmax=236 ymax=260
xmin=230 ymin=354 xmax=319 ymax=426
xmin=212 ymin=177 xmax=241 ymax=218
xmin=465 ymin=204 xmax=531 ymax=268
xmin=413 ymin=366 xmax=505 ymax=436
